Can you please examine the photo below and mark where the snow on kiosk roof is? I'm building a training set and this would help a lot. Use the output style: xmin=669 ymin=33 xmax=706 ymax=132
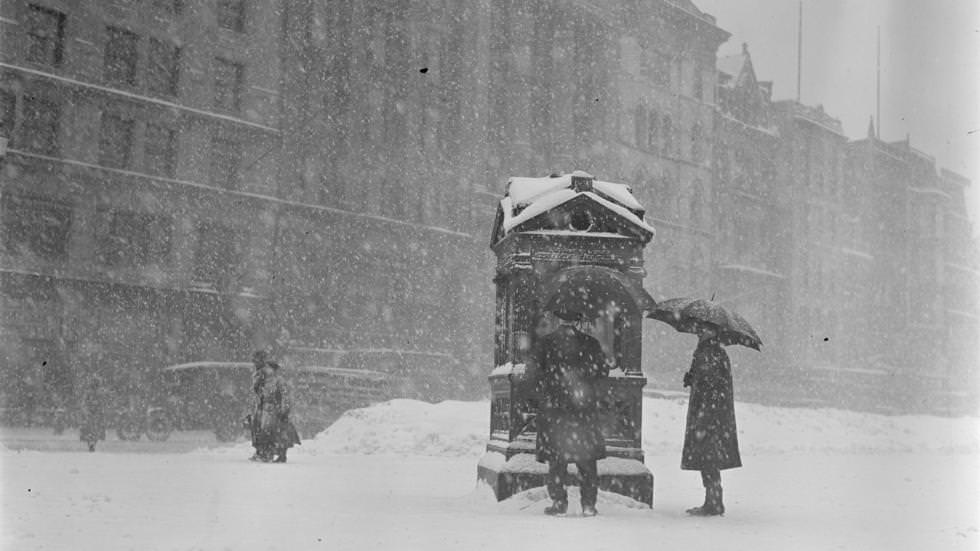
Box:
xmin=495 ymin=171 xmax=655 ymax=243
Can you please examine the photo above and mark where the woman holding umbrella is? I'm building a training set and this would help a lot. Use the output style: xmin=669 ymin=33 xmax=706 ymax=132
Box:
xmin=648 ymin=297 xmax=761 ymax=516
xmin=681 ymin=322 xmax=740 ymax=516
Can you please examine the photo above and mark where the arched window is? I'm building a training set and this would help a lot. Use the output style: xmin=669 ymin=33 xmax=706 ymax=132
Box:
xmin=689 ymin=181 xmax=704 ymax=228
xmin=692 ymin=64 xmax=704 ymax=100
xmin=691 ymin=121 xmax=703 ymax=162
xmin=633 ymin=105 xmax=647 ymax=149
xmin=646 ymin=110 xmax=659 ymax=151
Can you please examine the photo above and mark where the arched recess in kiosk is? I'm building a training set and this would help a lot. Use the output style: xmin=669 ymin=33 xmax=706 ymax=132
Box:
xmin=532 ymin=265 xmax=655 ymax=373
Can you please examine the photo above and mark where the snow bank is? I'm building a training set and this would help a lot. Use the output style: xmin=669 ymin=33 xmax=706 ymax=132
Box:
xmin=302 ymin=399 xmax=488 ymax=456
xmin=304 ymin=397 xmax=979 ymax=458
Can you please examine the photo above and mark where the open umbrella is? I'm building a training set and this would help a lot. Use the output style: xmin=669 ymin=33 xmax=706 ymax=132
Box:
xmin=647 ymin=297 xmax=762 ymax=350
xmin=541 ymin=265 xmax=656 ymax=321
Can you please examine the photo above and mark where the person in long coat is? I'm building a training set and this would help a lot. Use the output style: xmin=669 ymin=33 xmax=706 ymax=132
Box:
xmin=525 ymin=308 xmax=609 ymax=517
xmin=254 ymin=362 xmax=301 ymax=463
xmin=79 ymin=374 xmax=108 ymax=452
xmin=249 ymin=351 xmax=269 ymax=461
xmin=682 ymin=322 xmax=741 ymax=516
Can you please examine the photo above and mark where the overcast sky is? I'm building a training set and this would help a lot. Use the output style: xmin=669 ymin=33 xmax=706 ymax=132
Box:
xmin=696 ymin=0 xmax=980 ymax=231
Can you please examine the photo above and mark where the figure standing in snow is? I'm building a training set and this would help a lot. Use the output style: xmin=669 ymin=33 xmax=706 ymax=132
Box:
xmin=682 ymin=323 xmax=742 ymax=516
xmin=79 ymin=373 xmax=108 ymax=452
xmin=249 ymin=350 xmax=270 ymax=461
xmin=525 ymin=307 xmax=608 ymax=517
xmin=253 ymin=361 xmax=301 ymax=463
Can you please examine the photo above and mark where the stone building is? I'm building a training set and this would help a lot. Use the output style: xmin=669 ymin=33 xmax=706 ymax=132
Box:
xmin=275 ymin=0 xmax=732 ymax=392
xmin=847 ymin=130 xmax=979 ymax=413
xmin=0 ymin=0 xmax=284 ymax=417
xmin=710 ymin=43 xmax=787 ymax=401
xmin=1 ymin=0 xmax=976 ymax=418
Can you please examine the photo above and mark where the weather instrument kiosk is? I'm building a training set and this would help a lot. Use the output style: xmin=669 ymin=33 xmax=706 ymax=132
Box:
xmin=478 ymin=171 xmax=657 ymax=506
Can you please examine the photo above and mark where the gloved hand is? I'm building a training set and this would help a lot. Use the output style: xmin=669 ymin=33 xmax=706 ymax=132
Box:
xmin=683 ymin=371 xmax=693 ymax=388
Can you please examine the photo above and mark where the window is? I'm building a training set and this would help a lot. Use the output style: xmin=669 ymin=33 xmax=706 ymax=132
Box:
xmin=21 ymin=95 xmax=59 ymax=155
xmin=144 ymin=123 xmax=177 ymax=177
xmin=646 ymin=111 xmax=659 ymax=151
xmin=689 ymin=182 xmax=704 ymax=227
xmin=691 ymin=121 xmax=704 ymax=162
xmin=632 ymin=105 xmax=646 ymax=149
xmin=99 ymin=210 xmax=172 ymax=267
xmin=0 ymin=89 xmax=15 ymax=140
xmin=210 ymin=135 xmax=241 ymax=189
xmin=99 ymin=113 xmax=134 ymax=169
xmin=214 ymin=58 xmax=243 ymax=112
xmin=104 ymin=27 xmax=139 ymax=86
xmin=193 ymin=222 xmax=241 ymax=286
xmin=26 ymin=5 xmax=65 ymax=67
xmin=217 ymin=0 xmax=245 ymax=32
xmin=2 ymin=194 xmax=71 ymax=261
xmin=692 ymin=65 xmax=703 ymax=100
xmin=147 ymin=38 xmax=180 ymax=97
xmin=662 ymin=115 xmax=674 ymax=156
xmin=651 ymin=53 xmax=669 ymax=87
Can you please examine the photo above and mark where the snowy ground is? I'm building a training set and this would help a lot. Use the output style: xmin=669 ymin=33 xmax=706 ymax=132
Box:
xmin=4 ymin=398 xmax=979 ymax=551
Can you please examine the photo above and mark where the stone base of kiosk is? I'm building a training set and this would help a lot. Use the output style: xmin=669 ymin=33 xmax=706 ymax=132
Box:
xmin=477 ymin=446 xmax=654 ymax=507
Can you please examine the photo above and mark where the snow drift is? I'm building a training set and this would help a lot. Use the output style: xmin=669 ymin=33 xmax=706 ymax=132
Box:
xmin=303 ymin=396 xmax=979 ymax=458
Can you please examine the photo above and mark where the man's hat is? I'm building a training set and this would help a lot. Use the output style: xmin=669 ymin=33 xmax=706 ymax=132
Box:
xmin=553 ymin=307 xmax=585 ymax=322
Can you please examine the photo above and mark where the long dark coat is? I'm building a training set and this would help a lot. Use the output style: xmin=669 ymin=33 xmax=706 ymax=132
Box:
xmin=254 ymin=372 xmax=301 ymax=449
xmin=527 ymin=325 xmax=608 ymax=464
xmin=79 ymin=378 xmax=107 ymax=444
xmin=681 ymin=338 xmax=741 ymax=471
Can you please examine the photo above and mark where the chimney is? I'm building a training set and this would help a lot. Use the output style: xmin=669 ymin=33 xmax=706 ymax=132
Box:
xmin=570 ymin=171 xmax=594 ymax=193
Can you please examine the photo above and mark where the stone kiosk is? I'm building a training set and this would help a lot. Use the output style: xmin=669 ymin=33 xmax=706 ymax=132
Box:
xmin=477 ymin=171 xmax=657 ymax=506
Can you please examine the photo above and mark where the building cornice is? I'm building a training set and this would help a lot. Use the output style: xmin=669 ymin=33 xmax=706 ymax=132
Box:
xmin=6 ymin=149 xmax=473 ymax=239
xmin=0 ymin=62 xmax=280 ymax=134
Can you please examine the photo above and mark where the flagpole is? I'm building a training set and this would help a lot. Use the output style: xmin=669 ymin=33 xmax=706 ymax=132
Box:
xmin=796 ymin=1 xmax=803 ymax=102
xmin=876 ymin=25 xmax=881 ymax=138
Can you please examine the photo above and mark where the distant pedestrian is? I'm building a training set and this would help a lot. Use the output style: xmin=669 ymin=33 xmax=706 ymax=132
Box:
xmin=682 ymin=322 xmax=742 ymax=516
xmin=253 ymin=361 xmax=301 ymax=463
xmin=79 ymin=374 xmax=108 ymax=452
xmin=249 ymin=350 xmax=270 ymax=461
xmin=525 ymin=307 xmax=608 ymax=517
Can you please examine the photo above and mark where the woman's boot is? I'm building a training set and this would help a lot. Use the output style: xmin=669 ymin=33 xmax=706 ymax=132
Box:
xmin=685 ymin=488 xmax=710 ymax=515
xmin=689 ymin=485 xmax=724 ymax=516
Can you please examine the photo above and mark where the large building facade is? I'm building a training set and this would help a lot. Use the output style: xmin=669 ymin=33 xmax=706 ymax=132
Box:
xmin=0 ymin=0 xmax=286 ymax=417
xmin=1 ymin=0 xmax=977 ymax=420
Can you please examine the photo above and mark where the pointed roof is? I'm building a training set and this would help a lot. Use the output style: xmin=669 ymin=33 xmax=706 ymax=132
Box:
xmin=492 ymin=171 xmax=655 ymax=245
xmin=717 ymin=43 xmax=755 ymax=89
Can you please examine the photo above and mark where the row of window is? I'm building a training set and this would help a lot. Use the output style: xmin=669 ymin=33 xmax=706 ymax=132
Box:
xmin=715 ymin=148 xmax=776 ymax=197
xmin=1 ymin=194 xmax=241 ymax=284
xmin=1 ymin=89 xmax=244 ymax=188
xmin=630 ymin=42 xmax=707 ymax=102
xmin=23 ymin=3 xmax=246 ymax=111
xmin=632 ymin=108 xmax=705 ymax=163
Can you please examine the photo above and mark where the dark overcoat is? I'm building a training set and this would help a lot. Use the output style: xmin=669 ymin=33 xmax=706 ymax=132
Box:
xmin=527 ymin=325 xmax=608 ymax=464
xmin=254 ymin=372 xmax=301 ymax=449
xmin=681 ymin=338 xmax=742 ymax=471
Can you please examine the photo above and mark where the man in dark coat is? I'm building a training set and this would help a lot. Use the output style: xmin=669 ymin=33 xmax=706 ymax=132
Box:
xmin=525 ymin=308 xmax=608 ymax=517
xmin=249 ymin=350 xmax=271 ymax=461
xmin=254 ymin=361 xmax=301 ymax=463
xmin=682 ymin=323 xmax=741 ymax=516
